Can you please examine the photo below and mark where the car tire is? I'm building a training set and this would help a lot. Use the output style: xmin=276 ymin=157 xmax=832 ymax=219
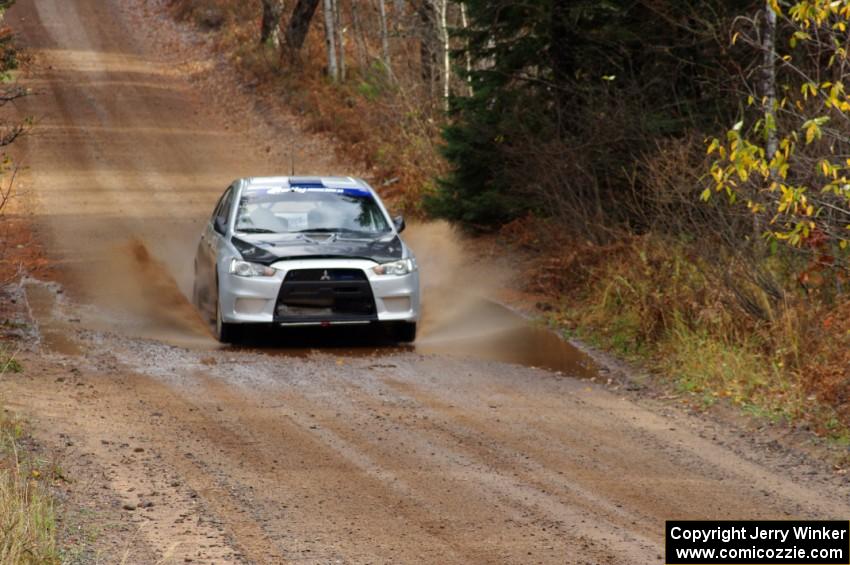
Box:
xmin=392 ymin=322 xmax=417 ymax=343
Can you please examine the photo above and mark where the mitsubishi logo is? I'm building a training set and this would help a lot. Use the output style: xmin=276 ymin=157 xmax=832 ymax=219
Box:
xmin=320 ymin=270 xmax=331 ymax=281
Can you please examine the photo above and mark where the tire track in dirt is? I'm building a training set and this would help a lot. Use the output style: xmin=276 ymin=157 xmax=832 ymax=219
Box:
xmin=242 ymin=364 xmax=655 ymax=563
xmin=181 ymin=369 xmax=542 ymax=564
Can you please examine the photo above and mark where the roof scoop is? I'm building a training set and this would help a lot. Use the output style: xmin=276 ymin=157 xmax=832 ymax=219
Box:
xmin=287 ymin=177 xmax=325 ymax=188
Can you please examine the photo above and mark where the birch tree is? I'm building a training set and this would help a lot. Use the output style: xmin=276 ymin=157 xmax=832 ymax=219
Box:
xmin=377 ymin=0 xmax=393 ymax=79
xmin=435 ymin=0 xmax=449 ymax=110
xmin=417 ymin=0 xmax=449 ymax=110
xmin=335 ymin=0 xmax=346 ymax=81
xmin=763 ymin=1 xmax=778 ymax=171
xmin=459 ymin=2 xmax=472 ymax=96
xmin=706 ymin=0 xmax=850 ymax=250
xmin=323 ymin=0 xmax=339 ymax=81
xmin=350 ymin=0 xmax=369 ymax=70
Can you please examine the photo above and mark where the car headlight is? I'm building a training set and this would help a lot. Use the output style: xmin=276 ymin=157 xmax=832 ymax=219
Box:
xmin=372 ymin=258 xmax=416 ymax=276
xmin=229 ymin=259 xmax=276 ymax=277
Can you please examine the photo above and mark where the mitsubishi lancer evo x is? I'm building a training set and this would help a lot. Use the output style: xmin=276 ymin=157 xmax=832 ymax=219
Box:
xmin=193 ymin=176 xmax=420 ymax=343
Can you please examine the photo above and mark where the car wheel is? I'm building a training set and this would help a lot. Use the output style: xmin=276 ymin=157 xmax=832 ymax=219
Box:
xmin=392 ymin=322 xmax=417 ymax=343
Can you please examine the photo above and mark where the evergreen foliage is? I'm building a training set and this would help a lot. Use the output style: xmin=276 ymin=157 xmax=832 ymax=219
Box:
xmin=429 ymin=0 xmax=753 ymax=232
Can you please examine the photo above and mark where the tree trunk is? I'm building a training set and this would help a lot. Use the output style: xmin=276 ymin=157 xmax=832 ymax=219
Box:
xmin=549 ymin=0 xmax=576 ymax=136
xmin=335 ymin=0 xmax=346 ymax=81
xmin=459 ymin=2 xmax=473 ymax=96
xmin=284 ymin=0 xmax=321 ymax=61
xmin=377 ymin=0 xmax=392 ymax=79
xmin=759 ymin=0 xmax=779 ymax=240
xmin=763 ymin=2 xmax=778 ymax=164
xmin=417 ymin=1 xmax=438 ymax=96
xmin=437 ymin=0 xmax=450 ymax=111
xmin=350 ymin=0 xmax=368 ymax=70
xmin=323 ymin=0 xmax=339 ymax=81
xmin=260 ymin=0 xmax=285 ymax=48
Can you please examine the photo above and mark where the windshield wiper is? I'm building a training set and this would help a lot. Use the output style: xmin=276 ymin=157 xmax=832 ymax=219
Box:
xmin=236 ymin=227 xmax=278 ymax=234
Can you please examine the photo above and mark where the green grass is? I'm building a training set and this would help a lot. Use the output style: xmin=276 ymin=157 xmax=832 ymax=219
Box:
xmin=0 ymin=344 xmax=22 ymax=374
xmin=658 ymin=324 xmax=795 ymax=415
xmin=0 ymin=357 xmax=22 ymax=373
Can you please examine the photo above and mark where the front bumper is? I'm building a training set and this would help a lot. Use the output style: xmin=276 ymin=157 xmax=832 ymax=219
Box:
xmin=218 ymin=258 xmax=420 ymax=325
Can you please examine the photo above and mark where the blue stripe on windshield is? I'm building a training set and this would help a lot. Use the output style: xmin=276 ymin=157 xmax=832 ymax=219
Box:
xmin=341 ymin=188 xmax=372 ymax=197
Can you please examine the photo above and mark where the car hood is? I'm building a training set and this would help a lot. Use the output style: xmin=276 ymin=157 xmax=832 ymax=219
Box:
xmin=231 ymin=233 xmax=404 ymax=265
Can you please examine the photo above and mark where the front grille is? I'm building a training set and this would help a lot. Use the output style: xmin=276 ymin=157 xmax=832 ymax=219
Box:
xmin=274 ymin=268 xmax=376 ymax=322
xmin=284 ymin=269 xmax=368 ymax=282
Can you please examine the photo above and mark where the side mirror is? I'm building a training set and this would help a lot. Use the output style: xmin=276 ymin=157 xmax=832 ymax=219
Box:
xmin=214 ymin=216 xmax=228 ymax=234
xmin=393 ymin=215 xmax=406 ymax=233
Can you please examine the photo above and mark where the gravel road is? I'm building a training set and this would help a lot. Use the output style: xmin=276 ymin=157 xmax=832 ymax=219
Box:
xmin=3 ymin=0 xmax=849 ymax=563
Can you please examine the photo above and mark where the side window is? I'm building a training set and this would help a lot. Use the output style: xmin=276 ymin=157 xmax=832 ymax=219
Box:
xmin=212 ymin=187 xmax=233 ymax=234
xmin=210 ymin=188 xmax=228 ymax=223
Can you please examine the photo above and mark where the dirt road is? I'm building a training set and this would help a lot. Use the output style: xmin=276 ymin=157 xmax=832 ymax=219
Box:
xmin=3 ymin=0 xmax=849 ymax=563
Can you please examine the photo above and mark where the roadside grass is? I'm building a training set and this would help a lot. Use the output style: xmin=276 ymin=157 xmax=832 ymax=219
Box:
xmin=657 ymin=325 xmax=802 ymax=420
xmin=537 ymin=233 xmax=850 ymax=447
xmin=0 ymin=344 xmax=22 ymax=373
xmin=0 ymin=356 xmax=60 ymax=565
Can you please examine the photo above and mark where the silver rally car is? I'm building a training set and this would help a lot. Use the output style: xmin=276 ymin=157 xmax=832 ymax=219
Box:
xmin=193 ymin=176 xmax=420 ymax=343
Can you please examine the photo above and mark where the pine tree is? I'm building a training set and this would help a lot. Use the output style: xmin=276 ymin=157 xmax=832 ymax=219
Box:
xmin=427 ymin=0 xmax=595 ymax=227
xmin=428 ymin=0 xmax=748 ymax=231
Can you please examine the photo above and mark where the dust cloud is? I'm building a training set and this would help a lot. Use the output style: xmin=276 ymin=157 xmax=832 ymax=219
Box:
xmin=404 ymin=221 xmax=598 ymax=377
xmin=36 ymin=220 xmax=597 ymax=377
xmin=73 ymin=237 xmax=213 ymax=347
xmin=403 ymin=220 xmax=512 ymax=340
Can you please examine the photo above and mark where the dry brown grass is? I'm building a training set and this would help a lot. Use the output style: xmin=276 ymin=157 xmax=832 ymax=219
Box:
xmin=0 ymin=366 xmax=59 ymax=564
xmin=803 ymin=300 xmax=850 ymax=425
xmin=519 ymin=228 xmax=850 ymax=440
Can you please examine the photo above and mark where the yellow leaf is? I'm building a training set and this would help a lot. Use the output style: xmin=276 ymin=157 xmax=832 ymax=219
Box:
xmin=768 ymin=0 xmax=781 ymax=15
xmin=806 ymin=124 xmax=816 ymax=144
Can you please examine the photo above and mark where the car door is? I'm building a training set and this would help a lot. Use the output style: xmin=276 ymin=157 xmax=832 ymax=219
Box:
xmin=196 ymin=185 xmax=233 ymax=315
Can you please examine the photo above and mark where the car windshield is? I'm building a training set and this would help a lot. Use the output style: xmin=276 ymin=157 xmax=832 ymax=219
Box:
xmin=235 ymin=187 xmax=392 ymax=236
